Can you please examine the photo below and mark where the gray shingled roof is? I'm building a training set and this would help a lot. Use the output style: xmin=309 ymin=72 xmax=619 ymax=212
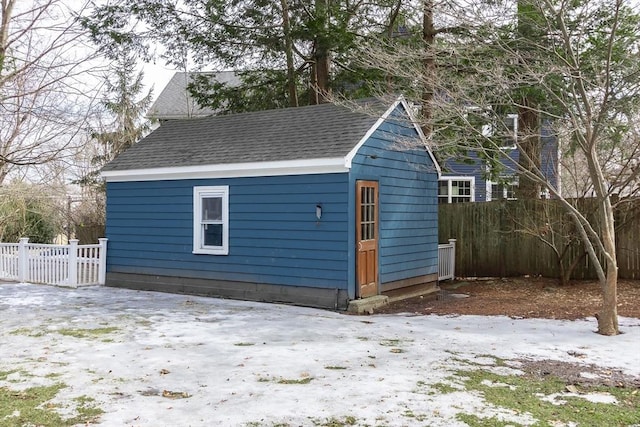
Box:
xmin=147 ymin=71 xmax=239 ymax=120
xmin=103 ymin=101 xmax=385 ymax=172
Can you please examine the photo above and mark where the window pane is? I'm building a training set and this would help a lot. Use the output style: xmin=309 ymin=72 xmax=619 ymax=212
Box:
xmin=203 ymin=224 xmax=223 ymax=247
xmin=451 ymin=180 xmax=470 ymax=196
xmin=438 ymin=181 xmax=449 ymax=196
xmin=202 ymin=197 xmax=222 ymax=221
xmin=492 ymin=183 xmax=503 ymax=200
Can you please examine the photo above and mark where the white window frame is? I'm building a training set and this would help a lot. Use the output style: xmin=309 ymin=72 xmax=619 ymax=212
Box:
xmin=486 ymin=176 xmax=518 ymax=201
xmin=438 ymin=177 xmax=475 ymax=203
xmin=500 ymin=113 xmax=518 ymax=149
xmin=193 ymin=186 xmax=229 ymax=255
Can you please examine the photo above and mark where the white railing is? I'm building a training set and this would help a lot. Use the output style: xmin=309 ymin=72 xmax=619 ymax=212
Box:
xmin=0 ymin=238 xmax=108 ymax=287
xmin=438 ymin=239 xmax=456 ymax=281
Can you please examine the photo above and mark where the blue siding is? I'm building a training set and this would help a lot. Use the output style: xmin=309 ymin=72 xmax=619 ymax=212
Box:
xmin=349 ymin=105 xmax=440 ymax=289
xmin=106 ymin=174 xmax=350 ymax=289
xmin=441 ymin=122 xmax=559 ymax=201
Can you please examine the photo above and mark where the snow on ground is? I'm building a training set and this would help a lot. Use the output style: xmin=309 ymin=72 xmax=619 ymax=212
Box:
xmin=1 ymin=282 xmax=639 ymax=426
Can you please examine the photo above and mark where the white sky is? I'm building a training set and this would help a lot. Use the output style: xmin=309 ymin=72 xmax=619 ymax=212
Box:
xmin=1 ymin=282 xmax=638 ymax=426
xmin=140 ymin=62 xmax=176 ymax=103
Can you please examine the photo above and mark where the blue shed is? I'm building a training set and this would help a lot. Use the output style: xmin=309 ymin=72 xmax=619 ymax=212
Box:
xmin=101 ymin=97 xmax=441 ymax=310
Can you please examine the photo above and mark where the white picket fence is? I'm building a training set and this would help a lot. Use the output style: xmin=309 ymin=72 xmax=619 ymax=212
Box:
xmin=0 ymin=238 xmax=108 ymax=287
xmin=438 ymin=239 xmax=456 ymax=281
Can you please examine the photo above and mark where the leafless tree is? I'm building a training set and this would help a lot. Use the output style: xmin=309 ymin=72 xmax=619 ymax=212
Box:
xmin=0 ymin=0 xmax=103 ymax=184
xmin=355 ymin=0 xmax=640 ymax=335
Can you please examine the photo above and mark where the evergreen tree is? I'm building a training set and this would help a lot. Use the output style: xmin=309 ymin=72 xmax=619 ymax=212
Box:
xmin=81 ymin=0 xmax=408 ymax=113
xmin=79 ymin=54 xmax=153 ymax=187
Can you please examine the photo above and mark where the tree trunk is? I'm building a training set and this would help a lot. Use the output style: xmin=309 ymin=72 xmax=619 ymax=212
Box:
xmin=517 ymin=99 xmax=541 ymax=199
xmin=598 ymin=263 xmax=619 ymax=335
xmin=597 ymin=201 xmax=619 ymax=335
xmin=0 ymin=0 xmax=15 ymax=75
xmin=280 ymin=0 xmax=298 ymax=107
xmin=515 ymin=0 xmax=543 ymax=200
xmin=310 ymin=0 xmax=330 ymax=104
xmin=421 ymin=0 xmax=435 ymax=138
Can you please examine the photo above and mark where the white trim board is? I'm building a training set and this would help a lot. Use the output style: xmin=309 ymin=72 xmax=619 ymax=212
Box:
xmin=102 ymin=158 xmax=349 ymax=182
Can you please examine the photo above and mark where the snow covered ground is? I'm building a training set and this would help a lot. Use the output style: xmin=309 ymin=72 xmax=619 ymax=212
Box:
xmin=1 ymin=282 xmax=638 ymax=426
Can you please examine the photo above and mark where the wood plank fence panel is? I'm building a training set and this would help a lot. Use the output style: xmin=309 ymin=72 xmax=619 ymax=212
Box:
xmin=439 ymin=198 xmax=640 ymax=280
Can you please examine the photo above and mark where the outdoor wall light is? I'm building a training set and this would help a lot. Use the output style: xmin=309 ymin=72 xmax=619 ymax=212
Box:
xmin=316 ymin=204 xmax=322 ymax=220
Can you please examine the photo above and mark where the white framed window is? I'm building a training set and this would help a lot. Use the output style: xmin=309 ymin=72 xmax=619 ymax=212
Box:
xmin=500 ymin=113 xmax=518 ymax=148
xmin=193 ymin=186 xmax=229 ymax=255
xmin=487 ymin=176 xmax=518 ymax=201
xmin=438 ymin=177 xmax=475 ymax=204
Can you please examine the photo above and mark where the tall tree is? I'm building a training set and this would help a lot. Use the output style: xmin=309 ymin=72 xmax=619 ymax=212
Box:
xmin=514 ymin=0 xmax=546 ymax=199
xmin=81 ymin=0 xmax=406 ymax=113
xmin=0 ymin=0 xmax=101 ymax=184
xmin=79 ymin=54 xmax=153 ymax=187
xmin=359 ymin=0 xmax=640 ymax=335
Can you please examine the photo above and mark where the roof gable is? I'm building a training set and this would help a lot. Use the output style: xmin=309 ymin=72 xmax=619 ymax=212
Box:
xmin=147 ymin=71 xmax=239 ymax=120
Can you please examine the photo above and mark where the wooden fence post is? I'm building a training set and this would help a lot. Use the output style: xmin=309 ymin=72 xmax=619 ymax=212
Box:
xmin=68 ymin=239 xmax=78 ymax=288
xmin=98 ymin=238 xmax=108 ymax=285
xmin=18 ymin=238 xmax=29 ymax=283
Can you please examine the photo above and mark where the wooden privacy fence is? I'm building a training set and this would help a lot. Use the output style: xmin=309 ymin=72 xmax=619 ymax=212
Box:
xmin=439 ymin=199 xmax=640 ymax=280
xmin=0 ymin=238 xmax=108 ymax=287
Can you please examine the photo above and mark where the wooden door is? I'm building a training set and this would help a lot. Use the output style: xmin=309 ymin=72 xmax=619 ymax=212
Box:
xmin=356 ymin=180 xmax=379 ymax=298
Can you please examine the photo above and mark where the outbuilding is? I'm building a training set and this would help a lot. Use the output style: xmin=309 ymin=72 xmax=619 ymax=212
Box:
xmin=101 ymin=97 xmax=441 ymax=310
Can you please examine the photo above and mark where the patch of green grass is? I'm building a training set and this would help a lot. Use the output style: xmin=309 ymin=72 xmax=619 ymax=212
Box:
xmin=0 ymin=383 xmax=103 ymax=426
xmin=454 ymin=368 xmax=640 ymax=427
xmin=56 ymin=327 xmax=119 ymax=339
xmin=457 ymin=413 xmax=514 ymax=427
xmin=309 ymin=415 xmax=357 ymax=426
xmin=234 ymin=342 xmax=255 ymax=346
xmin=276 ymin=377 xmax=313 ymax=385
xmin=9 ymin=326 xmax=119 ymax=340
xmin=0 ymin=370 xmax=17 ymax=381
xmin=402 ymin=409 xmax=427 ymax=421
xmin=430 ymin=382 xmax=458 ymax=394
xmin=324 ymin=366 xmax=347 ymax=370
xmin=9 ymin=328 xmax=45 ymax=338
xmin=44 ymin=372 xmax=62 ymax=379
xmin=73 ymin=395 xmax=104 ymax=422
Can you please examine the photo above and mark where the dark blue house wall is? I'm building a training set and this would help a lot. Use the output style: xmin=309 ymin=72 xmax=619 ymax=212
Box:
xmin=441 ymin=131 xmax=558 ymax=201
xmin=349 ymin=111 xmax=439 ymax=292
xmin=106 ymin=173 xmax=350 ymax=291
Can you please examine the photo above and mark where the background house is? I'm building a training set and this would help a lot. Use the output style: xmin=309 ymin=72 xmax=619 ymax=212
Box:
xmin=102 ymin=98 xmax=441 ymax=310
xmin=438 ymin=119 xmax=560 ymax=203
xmin=147 ymin=71 xmax=239 ymax=122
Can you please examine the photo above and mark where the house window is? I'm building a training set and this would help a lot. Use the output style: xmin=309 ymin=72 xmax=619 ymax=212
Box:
xmin=193 ymin=186 xmax=229 ymax=255
xmin=500 ymin=114 xmax=518 ymax=148
xmin=488 ymin=177 xmax=518 ymax=201
xmin=438 ymin=178 xmax=474 ymax=203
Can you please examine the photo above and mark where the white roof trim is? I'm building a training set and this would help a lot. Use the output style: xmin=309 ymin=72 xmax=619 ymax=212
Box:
xmin=101 ymin=157 xmax=348 ymax=182
xmin=343 ymin=96 xmax=441 ymax=177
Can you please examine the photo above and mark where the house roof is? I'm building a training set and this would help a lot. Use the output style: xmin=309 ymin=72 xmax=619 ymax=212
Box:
xmin=147 ymin=71 xmax=239 ymax=120
xmin=103 ymin=98 xmax=439 ymax=181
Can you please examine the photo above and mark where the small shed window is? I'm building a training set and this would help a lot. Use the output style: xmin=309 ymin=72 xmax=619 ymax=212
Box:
xmin=193 ymin=186 xmax=229 ymax=255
